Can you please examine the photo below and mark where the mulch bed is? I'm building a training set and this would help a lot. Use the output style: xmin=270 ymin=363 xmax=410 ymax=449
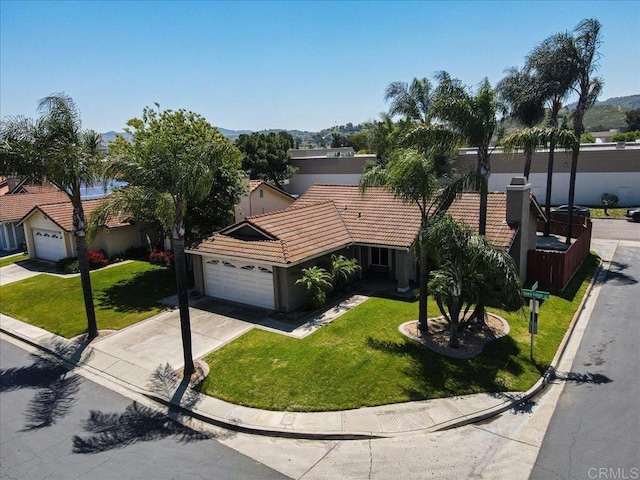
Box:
xmin=400 ymin=313 xmax=509 ymax=359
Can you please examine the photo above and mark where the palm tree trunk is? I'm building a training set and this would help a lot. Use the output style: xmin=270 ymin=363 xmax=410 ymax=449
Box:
xmin=418 ymin=233 xmax=429 ymax=334
xmin=565 ymin=141 xmax=580 ymax=244
xmin=543 ymin=135 xmax=556 ymax=237
xmin=449 ymin=296 xmax=461 ymax=349
xmin=173 ymin=236 xmax=196 ymax=376
xmin=479 ymin=177 xmax=488 ymax=236
xmin=72 ymin=202 xmax=98 ymax=339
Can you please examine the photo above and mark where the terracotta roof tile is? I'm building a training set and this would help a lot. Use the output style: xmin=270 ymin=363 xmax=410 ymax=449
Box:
xmin=21 ymin=199 xmax=130 ymax=232
xmin=0 ymin=191 xmax=70 ymax=222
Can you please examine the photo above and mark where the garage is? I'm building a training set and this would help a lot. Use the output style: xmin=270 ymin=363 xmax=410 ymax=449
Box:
xmin=204 ymin=258 xmax=275 ymax=310
xmin=33 ymin=228 xmax=65 ymax=261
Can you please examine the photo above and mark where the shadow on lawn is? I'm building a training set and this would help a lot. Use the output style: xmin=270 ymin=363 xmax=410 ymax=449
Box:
xmin=96 ymin=267 xmax=176 ymax=313
xmin=0 ymin=338 xmax=91 ymax=430
xmin=367 ymin=334 xmax=524 ymax=400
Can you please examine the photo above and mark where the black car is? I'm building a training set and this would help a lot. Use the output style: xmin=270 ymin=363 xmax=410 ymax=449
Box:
xmin=551 ymin=205 xmax=591 ymax=217
xmin=626 ymin=207 xmax=640 ymax=222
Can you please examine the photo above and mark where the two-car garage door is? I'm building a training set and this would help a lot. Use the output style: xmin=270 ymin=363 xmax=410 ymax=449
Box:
xmin=204 ymin=258 xmax=275 ymax=310
xmin=33 ymin=229 xmax=65 ymax=262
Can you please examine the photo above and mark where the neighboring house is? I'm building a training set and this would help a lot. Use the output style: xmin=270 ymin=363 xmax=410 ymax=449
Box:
xmin=20 ymin=199 xmax=146 ymax=262
xmin=0 ymin=190 xmax=69 ymax=251
xmin=454 ymin=142 xmax=640 ymax=206
xmin=0 ymin=176 xmax=8 ymax=196
xmin=234 ymin=180 xmax=295 ymax=222
xmin=188 ymin=180 xmax=538 ymax=312
xmin=287 ymin=147 xmax=377 ymax=196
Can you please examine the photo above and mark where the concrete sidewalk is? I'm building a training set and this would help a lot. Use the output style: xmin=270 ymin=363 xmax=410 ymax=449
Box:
xmin=3 ymin=239 xmax=629 ymax=439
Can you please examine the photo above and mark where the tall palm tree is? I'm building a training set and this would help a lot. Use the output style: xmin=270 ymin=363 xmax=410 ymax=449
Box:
xmin=360 ymin=149 xmax=475 ymax=333
xmin=565 ymin=18 xmax=603 ymax=242
xmin=426 ymin=215 xmax=522 ymax=348
xmin=0 ymin=94 xmax=103 ymax=338
xmin=431 ymin=72 xmax=500 ymax=236
xmin=94 ymin=106 xmax=243 ymax=376
xmin=526 ymin=32 xmax=580 ymax=236
xmin=385 ymin=77 xmax=434 ymax=124
xmin=497 ymin=67 xmax=546 ymax=178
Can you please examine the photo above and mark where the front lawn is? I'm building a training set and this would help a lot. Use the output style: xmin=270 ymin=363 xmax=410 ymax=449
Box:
xmin=0 ymin=261 xmax=176 ymax=338
xmin=198 ymin=253 xmax=599 ymax=411
xmin=0 ymin=253 xmax=29 ymax=268
xmin=590 ymin=207 xmax=629 ymax=219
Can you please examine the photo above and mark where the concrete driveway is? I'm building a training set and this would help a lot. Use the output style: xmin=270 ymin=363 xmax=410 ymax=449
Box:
xmin=90 ymin=298 xmax=260 ymax=375
xmin=0 ymin=259 xmax=57 ymax=286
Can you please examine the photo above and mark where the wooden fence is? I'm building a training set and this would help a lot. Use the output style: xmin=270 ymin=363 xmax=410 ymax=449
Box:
xmin=528 ymin=216 xmax=592 ymax=290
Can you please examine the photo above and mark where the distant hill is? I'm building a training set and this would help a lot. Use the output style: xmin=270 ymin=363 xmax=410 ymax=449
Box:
xmin=216 ymin=127 xmax=253 ymax=139
xmin=565 ymin=94 xmax=640 ymax=110
xmin=560 ymin=94 xmax=639 ymax=132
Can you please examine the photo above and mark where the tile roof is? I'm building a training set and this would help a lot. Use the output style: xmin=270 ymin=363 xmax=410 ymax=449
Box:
xmin=0 ymin=191 xmax=70 ymax=222
xmin=190 ymin=185 xmax=519 ymax=265
xmin=248 ymin=180 xmax=295 ymax=199
xmin=191 ymin=201 xmax=353 ymax=264
xmin=20 ymin=199 xmax=131 ymax=232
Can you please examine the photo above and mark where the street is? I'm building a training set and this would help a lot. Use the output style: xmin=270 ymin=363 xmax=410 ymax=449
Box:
xmin=530 ymin=244 xmax=640 ymax=479
xmin=591 ymin=218 xmax=639 ymax=241
xmin=0 ymin=338 xmax=288 ymax=480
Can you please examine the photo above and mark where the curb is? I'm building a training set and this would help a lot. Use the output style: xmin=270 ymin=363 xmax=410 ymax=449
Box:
xmin=0 ymin=258 xmax=603 ymax=440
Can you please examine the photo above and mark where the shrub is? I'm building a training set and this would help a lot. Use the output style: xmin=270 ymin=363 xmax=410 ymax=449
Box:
xmin=149 ymin=248 xmax=174 ymax=266
xmin=611 ymin=130 xmax=640 ymax=142
xmin=123 ymin=246 xmax=150 ymax=259
xmin=295 ymin=266 xmax=333 ymax=309
xmin=55 ymin=257 xmax=80 ymax=274
xmin=601 ymin=193 xmax=619 ymax=216
xmin=87 ymin=250 xmax=109 ymax=269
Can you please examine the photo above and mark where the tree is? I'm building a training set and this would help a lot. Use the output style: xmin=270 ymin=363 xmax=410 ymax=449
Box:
xmin=431 ymin=73 xmax=500 ymax=236
xmin=295 ymin=266 xmax=333 ymax=309
xmin=426 ymin=215 xmax=522 ymax=348
xmin=625 ymin=109 xmax=640 ymax=131
xmin=0 ymin=94 xmax=103 ymax=339
xmin=565 ymin=18 xmax=604 ymax=243
xmin=497 ymin=67 xmax=546 ymax=178
xmin=330 ymin=254 xmax=361 ymax=293
xmin=360 ymin=149 xmax=475 ymax=333
xmin=95 ymin=106 xmax=243 ymax=376
xmin=235 ymin=132 xmax=297 ymax=189
xmin=526 ymin=31 xmax=580 ymax=237
xmin=385 ymin=77 xmax=434 ymax=124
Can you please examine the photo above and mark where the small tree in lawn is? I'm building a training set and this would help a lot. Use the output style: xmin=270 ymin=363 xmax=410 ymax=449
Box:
xmin=601 ymin=193 xmax=619 ymax=216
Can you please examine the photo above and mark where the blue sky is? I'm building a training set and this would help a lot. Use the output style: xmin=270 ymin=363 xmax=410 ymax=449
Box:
xmin=1 ymin=1 xmax=639 ymax=133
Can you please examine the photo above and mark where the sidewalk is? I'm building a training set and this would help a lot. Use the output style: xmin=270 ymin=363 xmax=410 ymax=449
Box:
xmin=2 ymin=241 xmax=631 ymax=440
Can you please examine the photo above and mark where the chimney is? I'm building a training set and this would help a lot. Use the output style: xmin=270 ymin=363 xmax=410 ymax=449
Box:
xmin=506 ymin=176 xmax=534 ymax=281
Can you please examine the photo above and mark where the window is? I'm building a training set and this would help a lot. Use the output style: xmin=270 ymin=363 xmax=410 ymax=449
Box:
xmin=259 ymin=189 xmax=264 ymax=198
xmin=371 ymin=247 xmax=390 ymax=267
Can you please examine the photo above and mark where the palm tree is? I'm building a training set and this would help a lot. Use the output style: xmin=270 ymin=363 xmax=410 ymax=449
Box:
xmin=426 ymin=215 xmax=522 ymax=348
xmin=497 ymin=67 xmax=546 ymax=179
xmin=0 ymin=94 xmax=103 ymax=339
xmin=295 ymin=266 xmax=333 ymax=309
xmin=385 ymin=77 xmax=434 ymax=124
xmin=526 ymin=32 xmax=580 ymax=236
xmin=565 ymin=18 xmax=604 ymax=242
xmin=330 ymin=254 xmax=361 ymax=293
xmin=94 ymin=106 xmax=243 ymax=376
xmin=430 ymin=73 xmax=500 ymax=236
xmin=360 ymin=149 xmax=475 ymax=333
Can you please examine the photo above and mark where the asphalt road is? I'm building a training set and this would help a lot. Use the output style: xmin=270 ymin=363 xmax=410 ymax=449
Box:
xmin=0 ymin=338 xmax=289 ymax=480
xmin=530 ymin=244 xmax=640 ymax=480
xmin=591 ymin=218 xmax=640 ymax=241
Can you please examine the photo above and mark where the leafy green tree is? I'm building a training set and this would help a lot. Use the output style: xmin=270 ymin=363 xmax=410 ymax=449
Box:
xmin=601 ymin=193 xmax=619 ymax=216
xmin=625 ymin=109 xmax=640 ymax=131
xmin=526 ymin=31 xmax=579 ymax=236
xmin=360 ymin=149 xmax=476 ymax=333
xmin=236 ymin=132 xmax=297 ymax=189
xmin=431 ymin=73 xmax=500 ymax=236
xmin=426 ymin=215 xmax=522 ymax=348
xmin=565 ymin=18 xmax=604 ymax=242
xmin=0 ymin=94 xmax=103 ymax=339
xmin=95 ymin=106 xmax=243 ymax=375
xmin=612 ymin=130 xmax=640 ymax=142
xmin=296 ymin=266 xmax=333 ymax=309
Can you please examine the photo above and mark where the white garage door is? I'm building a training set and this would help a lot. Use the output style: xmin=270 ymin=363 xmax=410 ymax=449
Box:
xmin=204 ymin=258 xmax=275 ymax=310
xmin=33 ymin=229 xmax=65 ymax=261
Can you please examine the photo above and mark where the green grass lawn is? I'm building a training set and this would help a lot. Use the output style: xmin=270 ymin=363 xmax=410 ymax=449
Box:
xmin=0 ymin=261 xmax=176 ymax=338
xmin=0 ymin=253 xmax=29 ymax=268
xmin=589 ymin=207 xmax=629 ymax=219
xmin=198 ymin=254 xmax=599 ymax=412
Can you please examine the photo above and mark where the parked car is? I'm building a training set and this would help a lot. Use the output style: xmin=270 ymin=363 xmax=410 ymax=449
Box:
xmin=551 ymin=205 xmax=591 ymax=217
xmin=626 ymin=207 xmax=640 ymax=222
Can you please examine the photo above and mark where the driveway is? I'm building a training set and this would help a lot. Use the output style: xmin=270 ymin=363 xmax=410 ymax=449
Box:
xmin=90 ymin=297 xmax=265 ymax=375
xmin=0 ymin=259 xmax=57 ymax=286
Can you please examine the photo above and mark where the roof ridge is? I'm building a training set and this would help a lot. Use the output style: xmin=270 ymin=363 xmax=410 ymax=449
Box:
xmin=279 ymin=239 xmax=290 ymax=263
xmin=331 ymin=202 xmax=356 ymax=245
